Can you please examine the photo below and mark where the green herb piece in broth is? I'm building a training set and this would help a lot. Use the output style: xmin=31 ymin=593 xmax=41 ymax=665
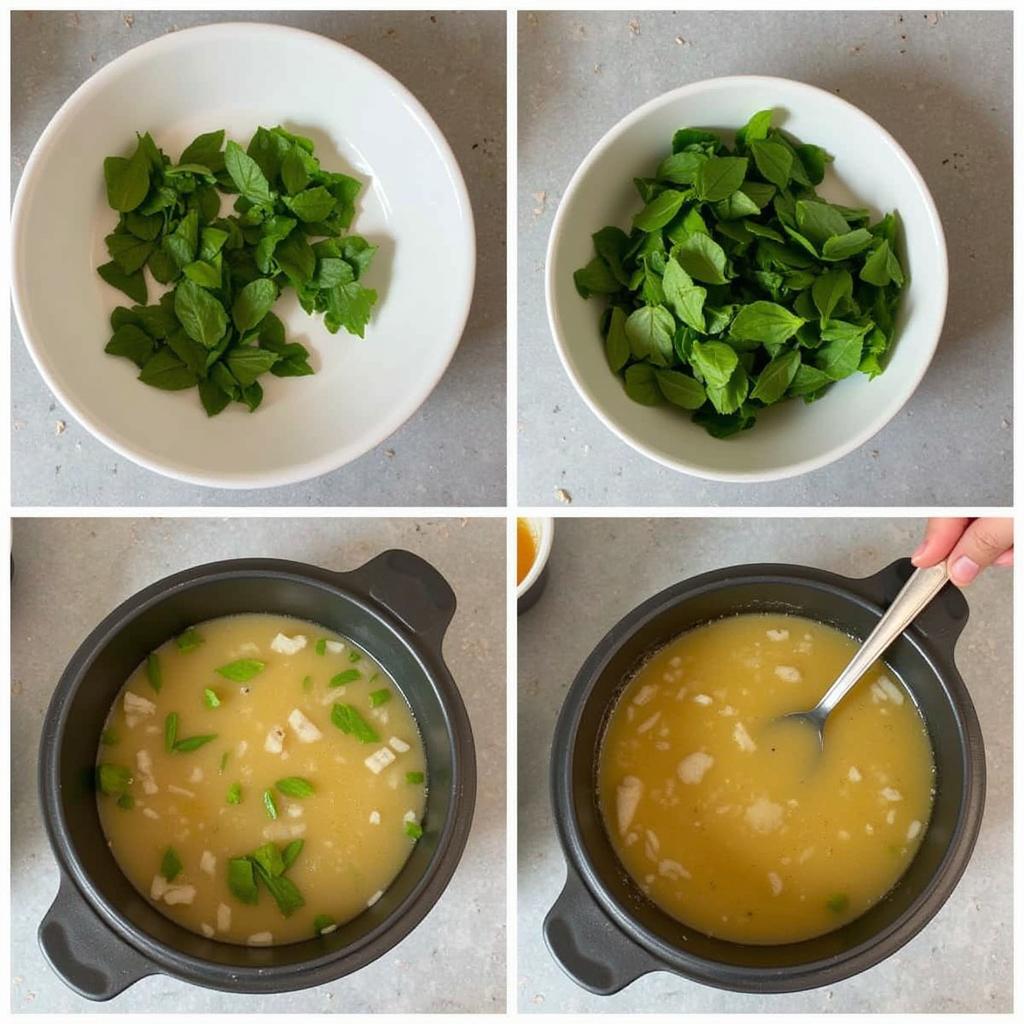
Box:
xmin=315 ymin=638 xmax=327 ymax=656
xmin=302 ymin=674 xmax=313 ymax=691
xmin=216 ymin=658 xmax=265 ymax=682
xmin=330 ymin=704 xmax=380 ymax=743
xmin=146 ymin=652 xmax=162 ymax=692
xmin=160 ymin=846 xmax=183 ymax=881
xmin=117 ymin=793 xmax=135 ymax=810
xmin=275 ymin=777 xmax=315 ymax=798
xmin=228 ymin=857 xmax=259 ymax=904
xmin=203 ymin=688 xmax=221 ymax=709
xmin=405 ymin=771 xmax=425 ymax=785
xmin=405 ymin=821 xmax=424 ymax=840
xmin=164 ymin=712 xmax=179 ymax=752
xmin=100 ymin=728 xmax=119 ymax=746
xmin=97 ymin=763 xmax=133 ymax=797
xmin=173 ymin=733 xmax=217 ymax=753
xmin=369 ymin=688 xmax=391 ymax=708
xmin=263 ymin=789 xmax=279 ymax=820
xmin=250 ymin=842 xmax=286 ymax=878
xmin=219 ymin=751 xmax=229 ymax=773
xmin=348 ymin=650 xmax=362 ymax=663
xmin=313 ymin=914 xmax=336 ymax=936
xmin=329 ymin=669 xmax=361 ymax=688
xmin=282 ymin=839 xmax=304 ymax=870
xmin=827 ymin=893 xmax=850 ymax=914
xmin=175 ymin=627 xmax=204 ymax=652
xmin=226 ymin=782 xmax=242 ymax=805
xmin=255 ymin=866 xmax=304 ymax=917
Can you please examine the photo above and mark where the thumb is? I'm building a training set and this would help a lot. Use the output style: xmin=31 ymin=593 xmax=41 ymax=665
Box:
xmin=946 ymin=518 xmax=1014 ymax=586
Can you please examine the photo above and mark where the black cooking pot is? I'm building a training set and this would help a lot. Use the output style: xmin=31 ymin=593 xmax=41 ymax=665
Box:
xmin=38 ymin=552 xmax=476 ymax=1000
xmin=545 ymin=559 xmax=985 ymax=995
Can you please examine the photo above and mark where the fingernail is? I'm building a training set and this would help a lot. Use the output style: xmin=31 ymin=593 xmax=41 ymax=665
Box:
xmin=910 ymin=542 xmax=927 ymax=564
xmin=951 ymin=555 xmax=980 ymax=586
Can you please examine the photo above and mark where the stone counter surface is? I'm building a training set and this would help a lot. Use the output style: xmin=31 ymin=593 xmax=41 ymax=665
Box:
xmin=11 ymin=516 xmax=506 ymax=1012
xmin=518 ymin=517 xmax=1011 ymax=1012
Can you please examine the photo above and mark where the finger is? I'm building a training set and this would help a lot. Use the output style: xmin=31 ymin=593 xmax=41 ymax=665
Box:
xmin=911 ymin=518 xmax=971 ymax=567
xmin=947 ymin=518 xmax=1015 ymax=586
xmin=994 ymin=548 xmax=1014 ymax=567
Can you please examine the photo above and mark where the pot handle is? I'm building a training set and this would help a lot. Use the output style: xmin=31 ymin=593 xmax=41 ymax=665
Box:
xmin=856 ymin=558 xmax=969 ymax=648
xmin=339 ymin=549 xmax=457 ymax=654
xmin=39 ymin=874 xmax=155 ymax=1001
xmin=544 ymin=866 xmax=658 ymax=996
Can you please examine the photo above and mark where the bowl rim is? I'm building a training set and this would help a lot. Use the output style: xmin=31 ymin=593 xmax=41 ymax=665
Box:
xmin=37 ymin=557 xmax=477 ymax=992
xmin=11 ymin=22 xmax=476 ymax=490
xmin=549 ymin=561 xmax=985 ymax=992
xmin=545 ymin=74 xmax=949 ymax=483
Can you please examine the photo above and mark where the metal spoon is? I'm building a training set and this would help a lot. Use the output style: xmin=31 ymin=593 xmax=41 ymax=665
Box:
xmin=780 ymin=562 xmax=950 ymax=749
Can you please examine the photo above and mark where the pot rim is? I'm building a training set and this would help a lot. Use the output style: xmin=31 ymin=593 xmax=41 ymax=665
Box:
xmin=550 ymin=561 xmax=986 ymax=992
xmin=39 ymin=556 xmax=476 ymax=990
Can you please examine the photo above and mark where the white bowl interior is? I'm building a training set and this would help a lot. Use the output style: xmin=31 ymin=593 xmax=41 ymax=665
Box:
xmin=547 ymin=77 xmax=947 ymax=482
xmin=13 ymin=24 xmax=474 ymax=488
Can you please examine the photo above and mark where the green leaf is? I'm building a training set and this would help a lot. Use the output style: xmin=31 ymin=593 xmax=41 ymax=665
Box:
xmin=216 ymin=659 xmax=265 ymax=682
xmin=706 ymin=363 xmax=749 ymax=414
xmin=104 ymin=145 xmax=151 ymax=212
xmin=812 ymin=269 xmax=853 ymax=324
xmin=105 ymin=232 xmax=154 ymax=274
xmin=796 ymin=200 xmax=851 ymax=247
xmin=749 ymin=139 xmax=792 ymax=190
xmin=232 ymin=278 xmax=278 ymax=332
xmin=174 ymin=733 xmax=218 ymax=753
xmin=788 ymin=363 xmax=833 ymax=398
xmin=654 ymin=369 xmax=706 ymax=409
xmin=224 ymin=140 xmax=274 ymax=206
xmin=693 ymin=156 xmax=748 ymax=202
xmin=656 ymin=150 xmax=707 ymax=185
xmin=174 ymin=279 xmax=228 ymax=349
xmin=690 ymin=339 xmax=739 ymax=390
xmin=369 ymin=688 xmax=392 ymax=708
xmin=322 ymin=282 xmax=377 ymax=338
xmin=331 ymin=703 xmax=380 ymax=743
xmin=144 ymin=652 xmax=161 ymax=692
xmin=405 ymin=820 xmax=424 ymax=840
xmin=250 ymin=842 xmax=285 ymax=877
xmin=164 ymin=711 xmax=178 ymax=752
xmin=573 ymin=256 xmax=619 ymax=298
xmin=203 ymin=688 xmax=221 ymax=709
xmin=604 ymin=306 xmax=630 ymax=372
xmin=633 ymin=189 xmax=688 ymax=231
xmin=180 ymin=129 xmax=225 ymax=172
xmin=821 ymin=228 xmax=874 ymax=261
xmin=228 ymin=857 xmax=259 ymax=904
xmin=160 ymin=847 xmax=183 ymax=881
xmin=281 ymin=145 xmax=311 ymax=195
xmin=313 ymin=914 xmax=336 ymax=936
xmin=199 ymin=378 xmax=231 ymax=417
xmin=226 ymin=782 xmax=242 ymax=805
xmin=226 ymin=347 xmax=279 ymax=387
xmin=673 ymin=233 xmax=730 ymax=285
xmin=406 ymin=771 xmax=425 ymax=785
xmin=263 ymin=789 xmax=279 ymax=820
xmin=330 ymin=668 xmax=361 ymax=687
xmin=96 ymin=763 xmax=133 ymax=796
xmin=750 ymin=349 xmax=801 ymax=404
xmin=98 ymin=261 xmax=147 ymax=304
xmin=623 ymin=363 xmax=661 ymax=405
xmin=283 ymin=186 xmax=337 ymax=223
xmin=282 ymin=839 xmax=305 ymax=870
xmin=105 ymin=324 xmax=156 ymax=368
xmin=662 ymin=257 xmax=707 ymax=332
xmin=138 ymin=348 xmax=197 ymax=391
xmin=275 ymin=777 xmax=315 ymax=798
xmin=625 ymin=305 xmax=675 ymax=367
xmin=860 ymin=240 xmax=904 ymax=287
xmin=729 ymin=301 xmax=805 ymax=345
xmin=815 ymin=329 xmax=865 ymax=380
xmin=736 ymin=109 xmax=773 ymax=148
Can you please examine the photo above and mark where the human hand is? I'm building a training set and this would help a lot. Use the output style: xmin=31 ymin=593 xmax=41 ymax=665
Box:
xmin=911 ymin=517 xmax=1013 ymax=586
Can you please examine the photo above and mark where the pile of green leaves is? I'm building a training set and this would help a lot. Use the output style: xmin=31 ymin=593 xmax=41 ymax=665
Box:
xmin=573 ymin=110 xmax=905 ymax=438
xmin=99 ymin=126 xmax=378 ymax=415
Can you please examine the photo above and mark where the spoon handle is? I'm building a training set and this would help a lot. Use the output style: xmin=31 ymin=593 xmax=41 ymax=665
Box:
xmin=817 ymin=563 xmax=950 ymax=715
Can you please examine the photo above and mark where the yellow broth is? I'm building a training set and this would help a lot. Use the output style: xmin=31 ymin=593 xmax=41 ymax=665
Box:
xmin=96 ymin=613 xmax=427 ymax=946
xmin=597 ymin=613 xmax=934 ymax=945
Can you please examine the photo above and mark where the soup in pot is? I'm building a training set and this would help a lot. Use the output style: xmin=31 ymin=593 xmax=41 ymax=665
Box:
xmin=597 ymin=613 xmax=934 ymax=945
xmin=96 ymin=613 xmax=427 ymax=946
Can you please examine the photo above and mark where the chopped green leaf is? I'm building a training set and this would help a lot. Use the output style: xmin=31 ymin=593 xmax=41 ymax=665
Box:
xmin=275 ymin=777 xmax=315 ymax=798
xmin=175 ymin=627 xmax=204 ymax=652
xmin=329 ymin=669 xmax=361 ymax=688
xmin=330 ymin=703 xmax=380 ymax=743
xmin=164 ymin=712 xmax=179 ymax=752
xmin=173 ymin=733 xmax=217 ymax=753
xmin=263 ymin=788 xmax=279 ymax=820
xmin=216 ymin=659 xmax=265 ymax=682
xmin=405 ymin=820 xmax=424 ymax=840
xmin=96 ymin=763 xmax=133 ymax=797
xmin=369 ymin=688 xmax=392 ymax=708
xmin=226 ymin=782 xmax=242 ymax=805
xmin=203 ymin=688 xmax=221 ymax=709
xmin=405 ymin=771 xmax=425 ymax=784
xmin=160 ymin=846 xmax=183 ymax=881
xmin=146 ymin=652 xmax=162 ymax=692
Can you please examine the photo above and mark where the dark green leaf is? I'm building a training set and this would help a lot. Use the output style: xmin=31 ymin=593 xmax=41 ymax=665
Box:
xmin=330 ymin=703 xmax=380 ymax=743
xmin=750 ymin=349 xmax=801 ymax=404
xmin=749 ymin=139 xmax=792 ymax=190
xmin=98 ymin=261 xmax=147 ymax=304
xmin=174 ymin=279 xmax=228 ymax=348
xmin=655 ymin=369 xmax=706 ymax=409
xmin=694 ymin=156 xmax=748 ymax=201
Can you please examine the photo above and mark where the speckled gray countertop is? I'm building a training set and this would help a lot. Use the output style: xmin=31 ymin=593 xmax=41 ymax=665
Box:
xmin=518 ymin=517 xmax=1011 ymax=1012
xmin=11 ymin=516 xmax=506 ymax=1012
xmin=518 ymin=11 xmax=1013 ymax=507
xmin=11 ymin=11 xmax=506 ymax=507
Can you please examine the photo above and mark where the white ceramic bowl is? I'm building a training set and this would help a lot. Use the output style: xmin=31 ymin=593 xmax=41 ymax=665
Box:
xmin=12 ymin=23 xmax=475 ymax=489
xmin=546 ymin=76 xmax=947 ymax=482
xmin=517 ymin=517 xmax=554 ymax=612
